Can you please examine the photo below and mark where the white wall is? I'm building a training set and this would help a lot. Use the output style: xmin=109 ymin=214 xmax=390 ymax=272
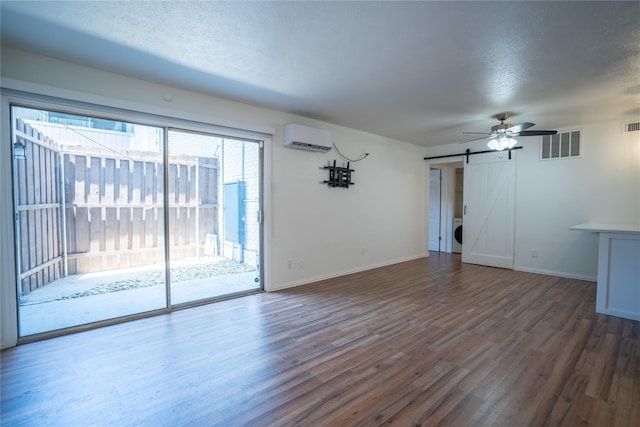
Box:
xmin=425 ymin=122 xmax=640 ymax=280
xmin=273 ymin=125 xmax=427 ymax=289
xmin=515 ymin=121 xmax=639 ymax=279
xmin=1 ymin=47 xmax=427 ymax=346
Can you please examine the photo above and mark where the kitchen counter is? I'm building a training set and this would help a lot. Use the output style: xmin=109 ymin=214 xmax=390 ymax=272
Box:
xmin=570 ymin=223 xmax=640 ymax=321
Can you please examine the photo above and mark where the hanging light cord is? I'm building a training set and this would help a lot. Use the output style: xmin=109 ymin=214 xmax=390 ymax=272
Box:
xmin=333 ymin=143 xmax=369 ymax=162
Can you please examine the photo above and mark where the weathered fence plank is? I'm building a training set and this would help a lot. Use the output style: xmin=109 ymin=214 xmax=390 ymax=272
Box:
xmin=105 ymin=158 xmax=115 ymax=203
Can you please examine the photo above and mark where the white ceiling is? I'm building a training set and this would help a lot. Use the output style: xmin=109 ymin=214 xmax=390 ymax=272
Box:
xmin=2 ymin=1 xmax=639 ymax=147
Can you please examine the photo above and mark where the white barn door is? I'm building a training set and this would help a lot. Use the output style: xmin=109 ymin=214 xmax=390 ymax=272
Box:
xmin=462 ymin=151 xmax=516 ymax=269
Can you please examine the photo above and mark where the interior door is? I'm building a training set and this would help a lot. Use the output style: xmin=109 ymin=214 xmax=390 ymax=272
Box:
xmin=462 ymin=151 xmax=516 ymax=269
xmin=428 ymin=169 xmax=441 ymax=251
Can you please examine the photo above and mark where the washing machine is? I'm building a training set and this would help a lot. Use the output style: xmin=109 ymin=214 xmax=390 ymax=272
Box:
xmin=453 ymin=218 xmax=463 ymax=253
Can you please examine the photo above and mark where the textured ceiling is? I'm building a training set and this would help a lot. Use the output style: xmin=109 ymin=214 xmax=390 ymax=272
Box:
xmin=1 ymin=1 xmax=639 ymax=147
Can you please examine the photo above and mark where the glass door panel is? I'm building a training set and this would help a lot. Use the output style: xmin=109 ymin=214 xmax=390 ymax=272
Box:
xmin=167 ymin=129 xmax=261 ymax=305
xmin=11 ymin=106 xmax=167 ymax=336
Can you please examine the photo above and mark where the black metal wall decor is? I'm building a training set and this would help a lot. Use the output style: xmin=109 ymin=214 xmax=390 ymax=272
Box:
xmin=323 ymin=160 xmax=354 ymax=188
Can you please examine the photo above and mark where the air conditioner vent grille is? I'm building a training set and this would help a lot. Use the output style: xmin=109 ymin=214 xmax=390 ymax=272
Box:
xmin=625 ymin=122 xmax=640 ymax=132
xmin=541 ymin=130 xmax=581 ymax=160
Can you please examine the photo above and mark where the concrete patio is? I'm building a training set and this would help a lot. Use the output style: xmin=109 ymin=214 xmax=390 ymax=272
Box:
xmin=18 ymin=261 xmax=260 ymax=337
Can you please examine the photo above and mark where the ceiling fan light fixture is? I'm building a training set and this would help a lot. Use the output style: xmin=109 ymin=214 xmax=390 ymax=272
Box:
xmin=487 ymin=137 xmax=501 ymax=150
xmin=487 ymin=135 xmax=518 ymax=151
xmin=500 ymin=135 xmax=517 ymax=150
xmin=468 ymin=113 xmax=557 ymax=150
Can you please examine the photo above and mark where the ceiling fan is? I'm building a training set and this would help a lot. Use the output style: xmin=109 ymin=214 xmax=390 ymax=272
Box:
xmin=462 ymin=113 xmax=557 ymax=151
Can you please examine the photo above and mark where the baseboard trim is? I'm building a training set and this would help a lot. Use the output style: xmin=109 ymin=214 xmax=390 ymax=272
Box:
xmin=267 ymin=254 xmax=427 ymax=292
xmin=514 ymin=266 xmax=596 ymax=282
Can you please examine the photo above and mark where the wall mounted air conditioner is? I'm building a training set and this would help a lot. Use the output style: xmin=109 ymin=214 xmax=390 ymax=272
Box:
xmin=283 ymin=123 xmax=332 ymax=152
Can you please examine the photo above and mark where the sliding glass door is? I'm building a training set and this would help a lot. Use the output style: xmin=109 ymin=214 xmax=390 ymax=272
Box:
xmin=11 ymin=105 xmax=262 ymax=338
xmin=11 ymin=106 xmax=167 ymax=336
xmin=167 ymin=129 xmax=261 ymax=306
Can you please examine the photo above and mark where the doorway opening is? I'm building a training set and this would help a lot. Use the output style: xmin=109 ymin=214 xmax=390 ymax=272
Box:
xmin=428 ymin=162 xmax=463 ymax=253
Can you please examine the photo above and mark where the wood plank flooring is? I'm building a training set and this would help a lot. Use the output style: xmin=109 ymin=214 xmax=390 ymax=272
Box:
xmin=2 ymin=253 xmax=638 ymax=426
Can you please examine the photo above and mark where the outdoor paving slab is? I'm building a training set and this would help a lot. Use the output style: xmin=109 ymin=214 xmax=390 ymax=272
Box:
xmin=19 ymin=270 xmax=259 ymax=337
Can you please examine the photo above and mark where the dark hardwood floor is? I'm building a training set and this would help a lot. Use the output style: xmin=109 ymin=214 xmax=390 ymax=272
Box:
xmin=1 ymin=253 xmax=638 ymax=426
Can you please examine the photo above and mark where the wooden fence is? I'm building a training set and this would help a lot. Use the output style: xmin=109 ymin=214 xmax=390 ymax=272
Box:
xmin=13 ymin=118 xmax=219 ymax=295
xmin=14 ymin=119 xmax=63 ymax=295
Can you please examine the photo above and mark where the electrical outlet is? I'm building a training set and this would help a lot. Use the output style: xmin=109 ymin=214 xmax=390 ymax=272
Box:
xmin=361 ymin=248 xmax=366 ymax=256
xmin=531 ymin=249 xmax=538 ymax=258
xmin=287 ymin=260 xmax=293 ymax=269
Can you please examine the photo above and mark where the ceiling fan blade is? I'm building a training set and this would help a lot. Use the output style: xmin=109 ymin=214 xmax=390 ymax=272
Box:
xmin=463 ymin=131 xmax=492 ymax=135
xmin=507 ymin=122 xmax=535 ymax=133
xmin=518 ymin=130 xmax=558 ymax=136
xmin=459 ymin=135 xmax=490 ymax=144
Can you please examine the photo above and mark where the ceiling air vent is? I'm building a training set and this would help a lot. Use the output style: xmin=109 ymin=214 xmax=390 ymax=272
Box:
xmin=541 ymin=130 xmax=581 ymax=160
xmin=623 ymin=121 xmax=640 ymax=133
